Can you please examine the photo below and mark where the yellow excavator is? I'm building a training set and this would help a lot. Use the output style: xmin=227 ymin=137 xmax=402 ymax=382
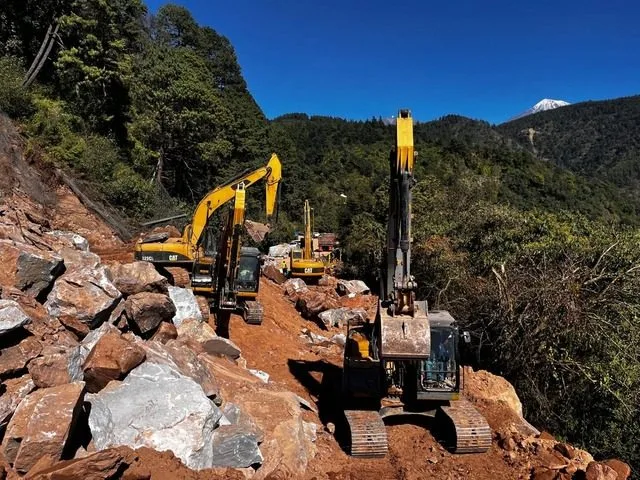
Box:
xmin=134 ymin=153 xmax=282 ymax=322
xmin=289 ymin=199 xmax=325 ymax=280
xmin=340 ymin=109 xmax=491 ymax=457
xmin=210 ymin=184 xmax=265 ymax=335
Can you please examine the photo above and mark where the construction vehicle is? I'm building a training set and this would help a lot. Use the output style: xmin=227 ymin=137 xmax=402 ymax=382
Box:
xmin=211 ymin=184 xmax=264 ymax=334
xmin=134 ymin=153 xmax=282 ymax=323
xmin=289 ymin=200 xmax=325 ymax=280
xmin=341 ymin=109 xmax=491 ymax=457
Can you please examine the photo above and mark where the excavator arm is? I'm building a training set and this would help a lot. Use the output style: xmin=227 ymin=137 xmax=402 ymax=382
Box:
xmin=215 ymin=169 xmax=280 ymax=312
xmin=215 ymin=185 xmax=247 ymax=311
xmin=289 ymin=199 xmax=326 ymax=279
xmin=187 ymin=153 xmax=282 ymax=248
xmin=384 ymin=109 xmax=418 ymax=316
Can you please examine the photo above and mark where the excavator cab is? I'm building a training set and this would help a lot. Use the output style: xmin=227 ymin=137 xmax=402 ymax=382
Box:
xmin=236 ymin=247 xmax=261 ymax=295
xmin=417 ymin=311 xmax=461 ymax=400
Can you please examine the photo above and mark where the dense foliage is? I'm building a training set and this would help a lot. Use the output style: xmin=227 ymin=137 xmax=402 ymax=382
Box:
xmin=1 ymin=1 xmax=639 ymax=473
xmin=499 ymin=95 xmax=640 ymax=195
xmin=0 ymin=0 xmax=267 ymax=218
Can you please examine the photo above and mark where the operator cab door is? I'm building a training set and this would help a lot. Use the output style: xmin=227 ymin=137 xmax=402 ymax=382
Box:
xmin=236 ymin=253 xmax=260 ymax=294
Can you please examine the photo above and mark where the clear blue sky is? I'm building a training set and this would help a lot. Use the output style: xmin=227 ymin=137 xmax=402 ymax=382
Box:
xmin=145 ymin=0 xmax=640 ymax=124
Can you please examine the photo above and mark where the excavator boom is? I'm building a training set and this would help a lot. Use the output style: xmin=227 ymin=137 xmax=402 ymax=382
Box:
xmin=188 ymin=153 xmax=282 ymax=247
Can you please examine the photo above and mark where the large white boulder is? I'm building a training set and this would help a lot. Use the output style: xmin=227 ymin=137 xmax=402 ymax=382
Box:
xmin=87 ymin=362 xmax=222 ymax=470
xmin=167 ymin=286 xmax=202 ymax=326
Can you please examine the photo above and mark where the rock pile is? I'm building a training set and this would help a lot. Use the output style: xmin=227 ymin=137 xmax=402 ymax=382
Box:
xmin=0 ymin=218 xmax=317 ymax=478
xmin=281 ymin=277 xmax=375 ymax=327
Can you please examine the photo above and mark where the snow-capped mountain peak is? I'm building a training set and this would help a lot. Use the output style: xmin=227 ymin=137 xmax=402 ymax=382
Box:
xmin=530 ymin=98 xmax=570 ymax=112
xmin=508 ymin=98 xmax=570 ymax=122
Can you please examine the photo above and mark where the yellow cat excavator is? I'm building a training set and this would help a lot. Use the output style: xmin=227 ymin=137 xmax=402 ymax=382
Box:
xmin=341 ymin=109 xmax=491 ymax=457
xmin=134 ymin=153 xmax=282 ymax=322
xmin=210 ymin=184 xmax=265 ymax=335
xmin=289 ymin=199 xmax=325 ymax=280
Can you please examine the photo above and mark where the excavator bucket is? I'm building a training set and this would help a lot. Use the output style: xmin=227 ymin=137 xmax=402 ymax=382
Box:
xmin=379 ymin=301 xmax=430 ymax=359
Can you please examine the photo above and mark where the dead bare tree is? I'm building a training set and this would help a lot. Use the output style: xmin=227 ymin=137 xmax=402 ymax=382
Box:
xmin=23 ymin=21 xmax=60 ymax=87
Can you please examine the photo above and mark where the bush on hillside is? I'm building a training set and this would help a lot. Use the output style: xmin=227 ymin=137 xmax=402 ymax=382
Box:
xmin=105 ymin=164 xmax=155 ymax=218
xmin=0 ymin=56 xmax=34 ymax=118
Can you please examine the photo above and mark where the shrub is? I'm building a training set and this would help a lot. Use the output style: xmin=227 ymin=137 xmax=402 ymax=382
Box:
xmin=105 ymin=164 xmax=155 ymax=218
xmin=0 ymin=56 xmax=34 ymax=117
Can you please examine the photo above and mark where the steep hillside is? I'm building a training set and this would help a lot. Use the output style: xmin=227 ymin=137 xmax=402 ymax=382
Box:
xmin=498 ymin=95 xmax=640 ymax=191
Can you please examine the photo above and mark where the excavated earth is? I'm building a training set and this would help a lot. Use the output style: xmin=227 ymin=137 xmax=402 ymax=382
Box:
xmin=0 ymin=114 xmax=633 ymax=480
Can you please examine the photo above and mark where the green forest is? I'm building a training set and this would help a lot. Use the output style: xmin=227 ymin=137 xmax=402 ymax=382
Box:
xmin=1 ymin=0 xmax=639 ymax=473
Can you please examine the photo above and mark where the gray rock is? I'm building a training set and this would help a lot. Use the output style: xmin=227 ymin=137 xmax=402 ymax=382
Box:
xmin=87 ymin=362 xmax=221 ymax=470
xmin=202 ymin=336 xmax=241 ymax=359
xmin=331 ymin=333 xmax=347 ymax=346
xmin=0 ymin=300 xmax=31 ymax=336
xmin=318 ymin=307 xmax=367 ymax=329
xmin=221 ymin=403 xmax=241 ymax=425
xmin=167 ymin=286 xmax=202 ymax=326
xmin=15 ymin=250 xmax=64 ymax=298
xmin=283 ymin=278 xmax=308 ymax=297
xmin=137 ymin=339 xmax=220 ymax=400
xmin=300 ymin=329 xmax=330 ymax=345
xmin=219 ymin=403 xmax=264 ymax=443
xmin=248 ymin=369 xmax=269 ymax=383
xmin=210 ymin=426 xmax=262 ymax=468
xmin=336 ymin=279 xmax=370 ymax=296
xmin=44 ymin=231 xmax=89 ymax=251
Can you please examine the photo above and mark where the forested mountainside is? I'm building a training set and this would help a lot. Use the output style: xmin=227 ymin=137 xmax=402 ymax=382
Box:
xmin=499 ymin=95 xmax=640 ymax=190
xmin=1 ymin=1 xmax=639 ymax=475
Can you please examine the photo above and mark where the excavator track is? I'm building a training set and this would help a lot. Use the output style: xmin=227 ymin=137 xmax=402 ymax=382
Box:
xmin=242 ymin=300 xmax=263 ymax=325
xmin=195 ymin=295 xmax=210 ymax=320
xmin=344 ymin=410 xmax=388 ymax=458
xmin=437 ymin=399 xmax=491 ymax=453
xmin=165 ymin=267 xmax=191 ymax=288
